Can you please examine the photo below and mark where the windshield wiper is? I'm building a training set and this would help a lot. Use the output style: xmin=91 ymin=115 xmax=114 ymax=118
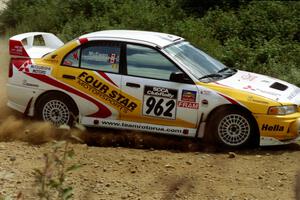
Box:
xmin=198 ymin=73 xmax=222 ymax=81
xmin=218 ymin=67 xmax=231 ymax=73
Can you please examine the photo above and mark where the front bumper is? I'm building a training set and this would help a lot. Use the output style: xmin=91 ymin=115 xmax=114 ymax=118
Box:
xmin=255 ymin=113 xmax=300 ymax=146
xmin=260 ymin=135 xmax=300 ymax=146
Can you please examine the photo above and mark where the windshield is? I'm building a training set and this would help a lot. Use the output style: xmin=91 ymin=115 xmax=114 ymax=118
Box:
xmin=164 ymin=41 xmax=235 ymax=81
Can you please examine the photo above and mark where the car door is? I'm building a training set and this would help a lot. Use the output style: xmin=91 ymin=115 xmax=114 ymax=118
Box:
xmin=56 ymin=41 xmax=124 ymax=122
xmin=120 ymin=43 xmax=200 ymax=137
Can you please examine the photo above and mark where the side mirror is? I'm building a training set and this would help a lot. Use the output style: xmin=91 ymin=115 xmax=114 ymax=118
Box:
xmin=170 ymin=72 xmax=193 ymax=84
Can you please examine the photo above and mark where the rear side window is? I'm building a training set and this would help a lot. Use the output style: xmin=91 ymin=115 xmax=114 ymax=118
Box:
xmin=81 ymin=43 xmax=121 ymax=73
xmin=63 ymin=48 xmax=80 ymax=67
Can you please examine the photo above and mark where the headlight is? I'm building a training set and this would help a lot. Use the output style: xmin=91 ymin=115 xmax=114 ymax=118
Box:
xmin=268 ymin=105 xmax=297 ymax=115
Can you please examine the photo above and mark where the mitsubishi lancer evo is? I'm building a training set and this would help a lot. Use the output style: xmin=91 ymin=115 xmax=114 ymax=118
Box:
xmin=7 ymin=30 xmax=300 ymax=148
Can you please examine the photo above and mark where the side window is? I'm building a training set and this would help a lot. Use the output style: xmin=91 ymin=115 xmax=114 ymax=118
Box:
xmin=81 ymin=43 xmax=120 ymax=73
xmin=63 ymin=48 xmax=80 ymax=67
xmin=126 ymin=44 xmax=181 ymax=80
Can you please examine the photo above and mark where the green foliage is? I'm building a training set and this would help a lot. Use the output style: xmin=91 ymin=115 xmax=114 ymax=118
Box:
xmin=0 ymin=0 xmax=299 ymax=85
xmin=200 ymin=1 xmax=300 ymax=84
xmin=34 ymin=141 xmax=81 ymax=200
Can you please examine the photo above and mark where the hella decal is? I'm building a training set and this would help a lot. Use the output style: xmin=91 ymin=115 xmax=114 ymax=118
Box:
xmin=77 ymin=72 xmax=137 ymax=113
xmin=261 ymin=124 xmax=284 ymax=131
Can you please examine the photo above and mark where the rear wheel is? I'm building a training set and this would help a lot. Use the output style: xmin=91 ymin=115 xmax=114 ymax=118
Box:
xmin=35 ymin=93 xmax=78 ymax=127
xmin=206 ymin=107 xmax=257 ymax=148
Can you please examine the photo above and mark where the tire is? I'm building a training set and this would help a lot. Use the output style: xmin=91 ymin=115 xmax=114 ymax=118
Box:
xmin=35 ymin=93 xmax=78 ymax=127
xmin=206 ymin=107 xmax=257 ymax=148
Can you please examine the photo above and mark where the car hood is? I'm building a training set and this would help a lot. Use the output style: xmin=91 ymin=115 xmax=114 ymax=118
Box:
xmin=216 ymin=70 xmax=300 ymax=105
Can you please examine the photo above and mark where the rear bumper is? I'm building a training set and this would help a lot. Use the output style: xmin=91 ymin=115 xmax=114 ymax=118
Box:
xmin=6 ymin=83 xmax=37 ymax=116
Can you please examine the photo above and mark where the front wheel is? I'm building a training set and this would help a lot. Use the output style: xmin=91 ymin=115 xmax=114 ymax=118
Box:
xmin=35 ymin=93 xmax=78 ymax=127
xmin=206 ymin=107 xmax=258 ymax=148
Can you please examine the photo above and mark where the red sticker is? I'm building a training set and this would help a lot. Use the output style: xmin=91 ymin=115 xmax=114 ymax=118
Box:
xmin=108 ymin=53 xmax=118 ymax=64
xmin=18 ymin=61 xmax=30 ymax=73
xmin=9 ymin=40 xmax=29 ymax=57
xmin=178 ymin=101 xmax=199 ymax=109
xmin=73 ymin=51 xmax=78 ymax=60
xmin=63 ymin=60 xmax=73 ymax=66
xmin=243 ymin=85 xmax=255 ymax=91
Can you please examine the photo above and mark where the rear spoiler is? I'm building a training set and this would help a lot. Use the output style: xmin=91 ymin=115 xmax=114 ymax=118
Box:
xmin=9 ymin=32 xmax=64 ymax=58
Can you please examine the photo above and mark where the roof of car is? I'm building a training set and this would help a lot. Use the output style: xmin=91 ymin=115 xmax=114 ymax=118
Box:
xmin=80 ymin=30 xmax=184 ymax=48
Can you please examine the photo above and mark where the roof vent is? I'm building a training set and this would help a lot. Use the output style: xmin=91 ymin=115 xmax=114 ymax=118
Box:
xmin=270 ymin=82 xmax=288 ymax=91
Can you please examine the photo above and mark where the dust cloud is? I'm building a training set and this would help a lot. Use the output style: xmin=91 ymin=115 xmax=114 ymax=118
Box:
xmin=0 ymin=72 xmax=83 ymax=144
xmin=0 ymin=69 xmax=85 ymax=144
xmin=0 ymin=37 xmax=80 ymax=145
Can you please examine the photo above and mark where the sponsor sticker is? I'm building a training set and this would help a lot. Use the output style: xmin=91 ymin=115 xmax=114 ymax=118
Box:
xmin=11 ymin=45 xmax=24 ymax=55
xmin=261 ymin=124 xmax=284 ymax=132
xmin=73 ymin=51 xmax=79 ymax=60
xmin=22 ymin=80 xmax=39 ymax=88
xmin=108 ymin=53 xmax=118 ymax=64
xmin=143 ymin=86 xmax=178 ymax=120
xmin=9 ymin=40 xmax=27 ymax=56
xmin=200 ymin=90 xmax=211 ymax=95
xmin=77 ymin=72 xmax=137 ymax=113
xmin=256 ymin=89 xmax=281 ymax=97
xmin=96 ymin=119 xmax=184 ymax=135
xmin=287 ymin=88 xmax=300 ymax=100
xmin=63 ymin=60 xmax=73 ymax=65
xmin=181 ymin=90 xmax=197 ymax=102
xmin=19 ymin=63 xmax=52 ymax=75
xmin=243 ymin=85 xmax=256 ymax=91
xmin=29 ymin=65 xmax=52 ymax=75
xmin=241 ymin=73 xmax=257 ymax=81
xmin=177 ymin=101 xmax=199 ymax=109
xmin=247 ymin=96 xmax=269 ymax=105
xmin=82 ymin=53 xmax=119 ymax=63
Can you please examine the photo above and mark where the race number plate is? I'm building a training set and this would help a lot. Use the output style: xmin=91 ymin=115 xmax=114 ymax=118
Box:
xmin=143 ymin=86 xmax=178 ymax=120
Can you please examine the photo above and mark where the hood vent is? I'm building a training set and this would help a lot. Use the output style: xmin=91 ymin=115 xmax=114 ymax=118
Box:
xmin=270 ymin=82 xmax=288 ymax=91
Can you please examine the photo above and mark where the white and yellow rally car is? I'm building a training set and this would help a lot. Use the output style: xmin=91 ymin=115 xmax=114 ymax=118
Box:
xmin=7 ymin=30 xmax=300 ymax=148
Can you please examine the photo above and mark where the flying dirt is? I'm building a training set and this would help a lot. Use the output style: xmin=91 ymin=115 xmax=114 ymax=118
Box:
xmin=0 ymin=38 xmax=74 ymax=144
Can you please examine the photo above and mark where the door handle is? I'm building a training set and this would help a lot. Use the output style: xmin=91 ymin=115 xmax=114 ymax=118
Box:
xmin=126 ymin=82 xmax=140 ymax=88
xmin=62 ymin=74 xmax=76 ymax=80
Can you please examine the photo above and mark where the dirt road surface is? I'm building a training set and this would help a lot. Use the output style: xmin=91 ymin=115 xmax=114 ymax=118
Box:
xmin=0 ymin=37 xmax=300 ymax=200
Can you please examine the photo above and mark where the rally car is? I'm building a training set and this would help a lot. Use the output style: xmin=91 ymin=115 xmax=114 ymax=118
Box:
xmin=6 ymin=30 xmax=300 ymax=148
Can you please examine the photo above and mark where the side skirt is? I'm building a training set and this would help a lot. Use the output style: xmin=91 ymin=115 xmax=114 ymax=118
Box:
xmin=81 ymin=117 xmax=197 ymax=137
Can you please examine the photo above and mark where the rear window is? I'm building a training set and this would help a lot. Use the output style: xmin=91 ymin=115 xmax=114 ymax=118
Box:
xmin=81 ymin=44 xmax=120 ymax=73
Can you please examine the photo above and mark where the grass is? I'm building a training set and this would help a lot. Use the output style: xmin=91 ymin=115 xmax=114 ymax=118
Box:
xmin=34 ymin=140 xmax=81 ymax=200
